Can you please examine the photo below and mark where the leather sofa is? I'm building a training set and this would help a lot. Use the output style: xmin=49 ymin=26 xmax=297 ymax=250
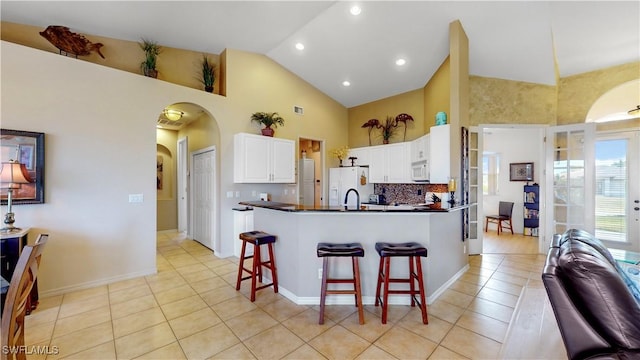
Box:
xmin=542 ymin=229 xmax=640 ymax=360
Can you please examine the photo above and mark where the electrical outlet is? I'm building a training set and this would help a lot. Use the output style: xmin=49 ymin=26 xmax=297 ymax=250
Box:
xmin=252 ymin=191 xmax=257 ymax=197
xmin=464 ymin=245 xmax=467 ymax=254
xmin=417 ymin=189 xmax=422 ymax=195
xmin=235 ymin=191 xmax=240 ymax=198
xmin=318 ymin=268 xmax=323 ymax=279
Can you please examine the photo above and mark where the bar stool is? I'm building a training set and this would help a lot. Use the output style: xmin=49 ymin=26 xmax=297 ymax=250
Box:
xmin=374 ymin=241 xmax=428 ymax=324
xmin=316 ymin=242 xmax=365 ymax=325
xmin=236 ymin=231 xmax=279 ymax=302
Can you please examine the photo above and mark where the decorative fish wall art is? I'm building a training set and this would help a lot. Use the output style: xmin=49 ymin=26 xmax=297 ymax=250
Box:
xmin=39 ymin=25 xmax=105 ymax=59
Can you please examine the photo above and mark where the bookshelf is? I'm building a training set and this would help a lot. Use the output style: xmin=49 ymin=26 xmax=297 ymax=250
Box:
xmin=524 ymin=184 xmax=539 ymax=236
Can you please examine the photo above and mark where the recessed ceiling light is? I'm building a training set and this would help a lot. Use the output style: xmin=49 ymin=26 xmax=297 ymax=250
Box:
xmin=295 ymin=43 xmax=305 ymax=50
xmin=350 ymin=6 xmax=361 ymax=15
xmin=342 ymin=80 xmax=351 ymax=87
xmin=395 ymin=58 xmax=406 ymax=66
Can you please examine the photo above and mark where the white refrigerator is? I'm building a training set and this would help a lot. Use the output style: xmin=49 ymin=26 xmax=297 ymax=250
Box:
xmin=299 ymin=158 xmax=315 ymax=206
xmin=329 ymin=167 xmax=373 ymax=208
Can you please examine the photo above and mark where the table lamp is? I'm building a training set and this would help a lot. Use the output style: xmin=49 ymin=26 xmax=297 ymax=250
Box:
xmin=1 ymin=160 xmax=33 ymax=232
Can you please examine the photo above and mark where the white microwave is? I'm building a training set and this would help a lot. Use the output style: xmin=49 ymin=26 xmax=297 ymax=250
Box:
xmin=411 ymin=161 xmax=429 ymax=182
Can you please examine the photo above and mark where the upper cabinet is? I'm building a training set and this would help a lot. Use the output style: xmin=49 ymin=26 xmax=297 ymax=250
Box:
xmin=234 ymin=133 xmax=295 ymax=183
xmin=429 ymin=124 xmax=450 ymax=183
xmin=368 ymin=142 xmax=411 ymax=183
xmin=348 ymin=147 xmax=370 ymax=166
xmin=411 ymin=134 xmax=429 ymax=163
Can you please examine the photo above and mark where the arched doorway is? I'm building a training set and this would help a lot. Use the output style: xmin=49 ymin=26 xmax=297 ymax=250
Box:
xmin=156 ymin=102 xmax=222 ymax=252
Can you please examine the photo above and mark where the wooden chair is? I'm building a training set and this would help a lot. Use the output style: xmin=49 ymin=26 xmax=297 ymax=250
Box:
xmin=1 ymin=234 xmax=48 ymax=360
xmin=485 ymin=202 xmax=514 ymax=235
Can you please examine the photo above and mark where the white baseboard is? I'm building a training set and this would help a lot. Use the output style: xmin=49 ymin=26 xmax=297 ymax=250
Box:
xmin=39 ymin=267 xmax=157 ymax=298
xmin=273 ymin=264 xmax=471 ymax=306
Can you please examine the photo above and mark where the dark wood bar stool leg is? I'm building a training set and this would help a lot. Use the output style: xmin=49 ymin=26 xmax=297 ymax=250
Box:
xmin=414 ymin=255 xmax=428 ymax=324
xmin=317 ymin=242 xmax=365 ymax=325
xmin=236 ymin=231 xmax=278 ymax=302
xmin=375 ymin=242 xmax=429 ymax=325
xmin=267 ymin=242 xmax=278 ymax=293
xmin=319 ymin=257 xmax=330 ymax=325
xmin=353 ymin=256 xmax=364 ymax=324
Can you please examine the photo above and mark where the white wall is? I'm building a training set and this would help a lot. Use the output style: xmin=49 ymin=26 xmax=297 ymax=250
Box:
xmin=482 ymin=127 xmax=544 ymax=234
xmin=2 ymin=41 xmax=348 ymax=295
xmin=1 ymin=41 xmax=231 ymax=295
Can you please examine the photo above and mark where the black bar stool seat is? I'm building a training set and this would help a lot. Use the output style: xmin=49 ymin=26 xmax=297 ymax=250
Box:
xmin=317 ymin=242 xmax=365 ymax=325
xmin=375 ymin=241 xmax=428 ymax=324
xmin=236 ymin=231 xmax=278 ymax=302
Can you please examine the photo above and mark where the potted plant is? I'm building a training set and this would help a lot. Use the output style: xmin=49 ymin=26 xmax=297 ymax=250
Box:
xmin=200 ymin=54 xmax=215 ymax=92
xmin=251 ymin=112 xmax=285 ymax=137
xmin=379 ymin=116 xmax=397 ymax=144
xmin=139 ymin=38 xmax=161 ymax=78
xmin=330 ymin=146 xmax=350 ymax=166
xmin=430 ymin=193 xmax=442 ymax=209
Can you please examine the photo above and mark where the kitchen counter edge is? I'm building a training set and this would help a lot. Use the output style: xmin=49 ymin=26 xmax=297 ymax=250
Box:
xmin=238 ymin=201 xmax=468 ymax=213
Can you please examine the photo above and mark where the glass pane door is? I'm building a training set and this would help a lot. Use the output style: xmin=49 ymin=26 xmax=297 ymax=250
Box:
xmin=546 ymin=124 xmax=595 ymax=241
xmin=595 ymin=131 xmax=640 ymax=250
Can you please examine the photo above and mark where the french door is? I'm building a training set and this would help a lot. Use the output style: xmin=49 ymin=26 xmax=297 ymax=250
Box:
xmin=594 ymin=130 xmax=640 ymax=250
xmin=545 ymin=123 xmax=595 ymax=248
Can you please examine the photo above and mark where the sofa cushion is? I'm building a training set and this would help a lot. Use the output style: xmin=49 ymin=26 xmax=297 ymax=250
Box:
xmin=556 ymin=231 xmax=640 ymax=350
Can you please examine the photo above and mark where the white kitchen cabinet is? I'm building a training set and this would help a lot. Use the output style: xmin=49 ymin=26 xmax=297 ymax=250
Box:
xmin=429 ymin=124 xmax=450 ymax=183
xmin=347 ymin=147 xmax=370 ymax=166
xmin=411 ymin=134 xmax=429 ymax=163
xmin=369 ymin=142 xmax=411 ymax=183
xmin=234 ymin=132 xmax=295 ymax=183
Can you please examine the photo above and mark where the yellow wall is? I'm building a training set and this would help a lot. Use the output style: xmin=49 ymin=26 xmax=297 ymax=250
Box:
xmin=347 ymin=89 xmax=424 ymax=147
xmin=156 ymin=129 xmax=178 ymax=231
xmin=469 ymin=76 xmax=557 ymax=126
xmin=424 ymin=57 xmax=451 ymax=131
xmin=469 ymin=62 xmax=639 ymax=127
xmin=1 ymin=21 xmax=223 ymax=94
xmin=557 ymin=62 xmax=640 ymax=125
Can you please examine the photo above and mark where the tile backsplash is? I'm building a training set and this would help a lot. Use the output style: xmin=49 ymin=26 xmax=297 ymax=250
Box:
xmin=374 ymin=183 xmax=450 ymax=204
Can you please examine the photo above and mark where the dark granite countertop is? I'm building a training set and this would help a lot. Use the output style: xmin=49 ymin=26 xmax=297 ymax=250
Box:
xmin=238 ymin=201 xmax=467 ymax=213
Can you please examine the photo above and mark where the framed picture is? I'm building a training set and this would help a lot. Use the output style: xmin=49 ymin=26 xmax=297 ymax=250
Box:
xmin=510 ymin=162 xmax=534 ymax=182
xmin=0 ymin=129 xmax=45 ymax=205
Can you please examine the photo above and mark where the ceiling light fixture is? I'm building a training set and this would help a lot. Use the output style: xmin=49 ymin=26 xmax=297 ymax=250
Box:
xmin=163 ymin=109 xmax=183 ymax=121
xmin=295 ymin=43 xmax=305 ymax=50
xmin=395 ymin=58 xmax=406 ymax=66
xmin=342 ymin=80 xmax=351 ymax=87
xmin=350 ymin=5 xmax=361 ymax=15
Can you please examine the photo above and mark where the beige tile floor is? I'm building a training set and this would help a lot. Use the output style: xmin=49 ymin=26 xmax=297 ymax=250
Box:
xmin=23 ymin=231 xmax=552 ymax=359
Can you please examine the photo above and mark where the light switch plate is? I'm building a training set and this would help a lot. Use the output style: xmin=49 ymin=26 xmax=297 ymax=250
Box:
xmin=128 ymin=194 xmax=143 ymax=203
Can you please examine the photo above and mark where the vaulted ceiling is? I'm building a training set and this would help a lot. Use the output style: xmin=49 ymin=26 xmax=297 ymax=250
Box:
xmin=2 ymin=1 xmax=638 ymax=108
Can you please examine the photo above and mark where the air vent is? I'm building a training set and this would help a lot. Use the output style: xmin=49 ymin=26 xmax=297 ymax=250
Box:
xmin=293 ymin=106 xmax=304 ymax=115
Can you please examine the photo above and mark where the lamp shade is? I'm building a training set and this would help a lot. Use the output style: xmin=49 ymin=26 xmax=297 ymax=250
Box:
xmin=0 ymin=161 xmax=33 ymax=189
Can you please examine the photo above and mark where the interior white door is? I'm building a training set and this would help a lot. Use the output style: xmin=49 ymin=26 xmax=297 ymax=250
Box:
xmin=545 ymin=123 xmax=595 ymax=247
xmin=177 ymin=137 xmax=188 ymax=233
xmin=191 ymin=147 xmax=216 ymax=250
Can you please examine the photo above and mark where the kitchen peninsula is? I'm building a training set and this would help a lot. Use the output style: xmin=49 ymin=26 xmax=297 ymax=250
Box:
xmin=238 ymin=201 xmax=469 ymax=306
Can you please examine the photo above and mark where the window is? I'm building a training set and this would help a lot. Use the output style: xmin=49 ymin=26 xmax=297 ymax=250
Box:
xmin=483 ymin=153 xmax=500 ymax=195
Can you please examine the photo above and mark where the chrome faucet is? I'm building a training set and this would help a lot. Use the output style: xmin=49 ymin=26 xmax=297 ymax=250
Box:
xmin=344 ymin=188 xmax=360 ymax=210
